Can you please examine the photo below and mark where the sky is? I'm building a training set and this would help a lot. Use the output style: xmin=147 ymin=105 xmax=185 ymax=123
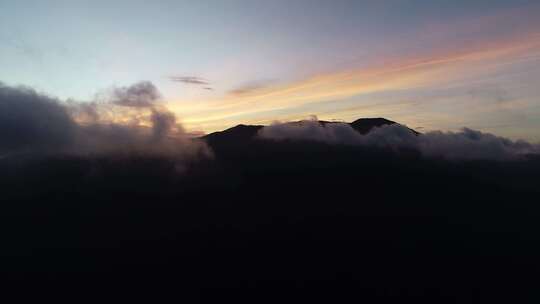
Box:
xmin=1 ymin=0 xmax=540 ymax=140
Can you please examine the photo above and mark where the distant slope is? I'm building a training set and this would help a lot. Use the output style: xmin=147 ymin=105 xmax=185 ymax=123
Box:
xmin=349 ymin=118 xmax=396 ymax=134
xmin=203 ymin=124 xmax=264 ymax=146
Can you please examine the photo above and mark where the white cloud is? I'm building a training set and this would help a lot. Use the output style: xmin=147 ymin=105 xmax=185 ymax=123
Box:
xmin=258 ymin=120 xmax=540 ymax=160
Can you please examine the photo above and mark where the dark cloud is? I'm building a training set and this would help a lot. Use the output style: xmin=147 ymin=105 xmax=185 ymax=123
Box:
xmin=0 ymin=81 xmax=211 ymax=161
xmin=0 ymin=82 xmax=76 ymax=153
xmin=258 ymin=119 xmax=540 ymax=161
xmin=169 ymin=76 xmax=210 ymax=85
xmin=150 ymin=109 xmax=177 ymax=140
xmin=107 ymin=81 xmax=161 ymax=108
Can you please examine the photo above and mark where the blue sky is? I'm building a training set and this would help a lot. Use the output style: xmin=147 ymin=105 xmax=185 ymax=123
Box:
xmin=1 ymin=0 xmax=540 ymax=139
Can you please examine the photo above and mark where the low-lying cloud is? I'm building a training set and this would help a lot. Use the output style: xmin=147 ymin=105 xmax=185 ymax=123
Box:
xmin=258 ymin=119 xmax=540 ymax=161
xmin=0 ymin=81 xmax=211 ymax=161
xmin=0 ymin=83 xmax=76 ymax=153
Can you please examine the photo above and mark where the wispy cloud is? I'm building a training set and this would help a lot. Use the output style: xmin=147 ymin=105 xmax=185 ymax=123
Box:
xmin=169 ymin=76 xmax=210 ymax=85
xmin=171 ymin=30 xmax=540 ymax=136
xmin=228 ymin=80 xmax=275 ymax=96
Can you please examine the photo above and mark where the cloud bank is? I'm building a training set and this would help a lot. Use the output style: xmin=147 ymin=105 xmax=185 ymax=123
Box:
xmin=0 ymin=81 xmax=210 ymax=161
xmin=258 ymin=120 xmax=540 ymax=161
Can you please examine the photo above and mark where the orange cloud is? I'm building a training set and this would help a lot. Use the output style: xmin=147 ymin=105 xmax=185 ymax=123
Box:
xmin=170 ymin=30 xmax=540 ymax=134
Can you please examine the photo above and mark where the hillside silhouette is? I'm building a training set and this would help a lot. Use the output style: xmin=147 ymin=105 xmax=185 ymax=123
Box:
xmin=1 ymin=117 xmax=540 ymax=302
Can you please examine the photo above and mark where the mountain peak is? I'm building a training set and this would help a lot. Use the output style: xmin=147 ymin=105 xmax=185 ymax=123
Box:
xmin=202 ymin=117 xmax=414 ymax=147
xmin=203 ymin=124 xmax=263 ymax=144
xmin=350 ymin=118 xmax=396 ymax=134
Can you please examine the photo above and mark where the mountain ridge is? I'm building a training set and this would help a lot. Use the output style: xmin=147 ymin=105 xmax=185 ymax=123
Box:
xmin=202 ymin=117 xmax=416 ymax=144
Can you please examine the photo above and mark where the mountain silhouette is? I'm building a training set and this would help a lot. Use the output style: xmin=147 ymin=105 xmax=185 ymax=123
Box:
xmin=350 ymin=117 xmax=399 ymax=134
xmin=202 ymin=117 xmax=414 ymax=148
xmin=2 ymin=117 xmax=540 ymax=302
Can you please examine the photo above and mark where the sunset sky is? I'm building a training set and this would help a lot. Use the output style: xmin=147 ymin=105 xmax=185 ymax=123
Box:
xmin=1 ymin=0 xmax=540 ymax=140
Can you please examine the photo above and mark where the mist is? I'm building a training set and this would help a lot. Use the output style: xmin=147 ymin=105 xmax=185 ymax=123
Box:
xmin=258 ymin=119 xmax=540 ymax=160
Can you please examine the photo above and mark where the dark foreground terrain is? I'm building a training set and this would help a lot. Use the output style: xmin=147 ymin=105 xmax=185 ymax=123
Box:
xmin=1 ymin=123 xmax=540 ymax=303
